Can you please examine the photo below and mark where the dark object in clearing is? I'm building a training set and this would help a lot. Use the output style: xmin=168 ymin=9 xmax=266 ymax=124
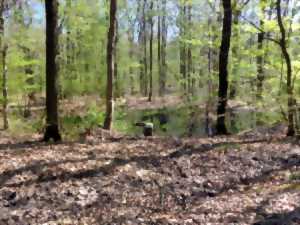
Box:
xmin=135 ymin=122 xmax=154 ymax=136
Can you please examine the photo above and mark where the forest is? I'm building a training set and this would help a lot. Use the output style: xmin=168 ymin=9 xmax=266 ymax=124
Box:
xmin=0 ymin=0 xmax=299 ymax=224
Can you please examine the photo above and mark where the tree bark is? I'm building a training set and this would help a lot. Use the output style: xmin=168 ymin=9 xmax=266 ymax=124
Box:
xmin=179 ymin=2 xmax=187 ymax=93
xmin=276 ymin=0 xmax=295 ymax=136
xmin=44 ymin=0 xmax=61 ymax=142
xmin=229 ymin=8 xmax=240 ymax=99
xmin=157 ymin=1 xmax=162 ymax=93
xmin=114 ymin=20 xmax=119 ymax=99
xmin=159 ymin=0 xmax=167 ymax=96
xmin=256 ymin=3 xmax=266 ymax=99
xmin=103 ymin=0 xmax=117 ymax=130
xmin=148 ymin=0 xmax=154 ymax=102
xmin=142 ymin=0 xmax=148 ymax=97
xmin=2 ymin=44 xmax=8 ymax=130
xmin=187 ymin=3 xmax=192 ymax=95
xmin=66 ymin=0 xmax=72 ymax=79
xmin=127 ymin=29 xmax=135 ymax=95
xmin=137 ymin=0 xmax=145 ymax=95
xmin=216 ymin=0 xmax=232 ymax=135
xmin=256 ymin=20 xmax=264 ymax=99
xmin=0 ymin=2 xmax=8 ymax=130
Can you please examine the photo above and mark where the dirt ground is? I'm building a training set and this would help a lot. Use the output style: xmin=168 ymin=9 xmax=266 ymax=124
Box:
xmin=0 ymin=129 xmax=299 ymax=225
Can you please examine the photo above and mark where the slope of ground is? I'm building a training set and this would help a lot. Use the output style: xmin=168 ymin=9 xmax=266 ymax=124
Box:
xmin=0 ymin=131 xmax=299 ymax=225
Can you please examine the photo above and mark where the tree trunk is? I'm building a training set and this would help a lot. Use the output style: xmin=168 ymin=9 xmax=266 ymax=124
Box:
xmin=216 ymin=0 xmax=232 ymax=135
xmin=0 ymin=2 xmax=8 ymax=130
xmin=142 ymin=0 xmax=148 ymax=97
xmin=127 ymin=29 xmax=135 ymax=95
xmin=229 ymin=8 xmax=240 ymax=99
xmin=206 ymin=17 xmax=214 ymax=136
xmin=159 ymin=0 xmax=167 ymax=96
xmin=44 ymin=0 xmax=61 ymax=142
xmin=138 ymin=0 xmax=145 ymax=95
xmin=66 ymin=0 xmax=72 ymax=79
xmin=256 ymin=3 xmax=266 ymax=99
xmin=114 ymin=20 xmax=119 ymax=99
xmin=212 ymin=3 xmax=223 ymax=76
xmin=187 ymin=3 xmax=192 ymax=95
xmin=103 ymin=0 xmax=117 ymax=130
xmin=256 ymin=20 xmax=264 ymax=99
xmin=276 ymin=0 xmax=295 ymax=136
xmin=179 ymin=2 xmax=187 ymax=93
xmin=157 ymin=1 xmax=162 ymax=94
xmin=2 ymin=45 xmax=8 ymax=130
xmin=148 ymin=0 xmax=154 ymax=102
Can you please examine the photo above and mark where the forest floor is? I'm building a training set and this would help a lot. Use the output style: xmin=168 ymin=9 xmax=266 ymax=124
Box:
xmin=0 ymin=126 xmax=299 ymax=225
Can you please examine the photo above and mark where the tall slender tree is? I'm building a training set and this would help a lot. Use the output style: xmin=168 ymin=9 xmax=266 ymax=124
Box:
xmin=103 ymin=0 xmax=117 ymax=130
xmin=216 ymin=0 xmax=232 ymax=135
xmin=256 ymin=19 xmax=264 ymax=99
xmin=43 ymin=0 xmax=61 ymax=142
xmin=159 ymin=0 xmax=167 ymax=96
xmin=256 ymin=2 xmax=266 ymax=99
xmin=148 ymin=0 xmax=154 ymax=102
xmin=276 ymin=0 xmax=295 ymax=136
xmin=2 ymin=44 xmax=8 ymax=130
xmin=137 ymin=0 xmax=147 ymax=96
xmin=229 ymin=0 xmax=250 ymax=99
xmin=157 ymin=1 xmax=162 ymax=93
xmin=127 ymin=20 xmax=135 ymax=95
xmin=114 ymin=20 xmax=119 ymax=98
xmin=187 ymin=2 xmax=193 ymax=95
xmin=179 ymin=1 xmax=187 ymax=93
xmin=229 ymin=1 xmax=240 ymax=99
xmin=65 ymin=0 xmax=73 ymax=80
xmin=142 ymin=0 xmax=148 ymax=97
xmin=0 ymin=1 xmax=8 ymax=130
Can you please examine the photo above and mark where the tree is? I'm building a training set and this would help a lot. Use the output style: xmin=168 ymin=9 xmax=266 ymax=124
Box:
xmin=256 ymin=1 xmax=266 ymax=99
xmin=103 ymin=0 xmax=117 ymax=130
xmin=216 ymin=0 xmax=232 ymax=135
xmin=179 ymin=1 xmax=187 ymax=93
xmin=148 ymin=0 xmax=154 ymax=102
xmin=137 ymin=0 xmax=148 ymax=97
xmin=256 ymin=19 xmax=264 ymax=99
xmin=229 ymin=1 xmax=240 ymax=99
xmin=159 ymin=0 xmax=167 ymax=96
xmin=43 ymin=0 xmax=61 ymax=142
xmin=142 ymin=0 xmax=148 ymax=97
xmin=276 ymin=0 xmax=295 ymax=136
xmin=229 ymin=0 xmax=250 ymax=99
xmin=187 ymin=2 xmax=193 ymax=95
xmin=2 ymin=44 xmax=8 ymax=130
xmin=0 ymin=0 xmax=8 ymax=130
xmin=114 ymin=20 xmax=119 ymax=99
xmin=65 ymin=0 xmax=75 ymax=83
xmin=157 ymin=1 xmax=162 ymax=93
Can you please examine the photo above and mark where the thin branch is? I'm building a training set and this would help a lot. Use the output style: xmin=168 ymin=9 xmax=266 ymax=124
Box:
xmin=206 ymin=0 xmax=215 ymax=11
xmin=264 ymin=36 xmax=281 ymax=45
xmin=240 ymin=0 xmax=251 ymax=10
xmin=240 ymin=15 xmax=281 ymax=45
xmin=240 ymin=15 xmax=264 ymax=31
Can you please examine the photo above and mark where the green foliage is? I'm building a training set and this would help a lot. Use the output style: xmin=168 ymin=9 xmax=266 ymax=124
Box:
xmin=61 ymin=103 xmax=105 ymax=139
xmin=1 ymin=0 xmax=300 ymax=139
xmin=289 ymin=172 xmax=300 ymax=181
xmin=114 ymin=109 xmax=135 ymax=133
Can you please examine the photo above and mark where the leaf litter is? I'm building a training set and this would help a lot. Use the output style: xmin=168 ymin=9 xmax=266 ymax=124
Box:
xmin=0 ymin=131 xmax=299 ymax=225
